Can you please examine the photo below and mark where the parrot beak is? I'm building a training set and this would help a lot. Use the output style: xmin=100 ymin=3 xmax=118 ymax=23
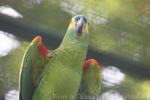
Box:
xmin=76 ymin=17 xmax=88 ymax=36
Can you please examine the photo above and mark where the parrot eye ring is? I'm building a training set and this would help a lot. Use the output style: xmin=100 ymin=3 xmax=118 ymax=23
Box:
xmin=76 ymin=17 xmax=80 ymax=21
xmin=83 ymin=17 xmax=87 ymax=23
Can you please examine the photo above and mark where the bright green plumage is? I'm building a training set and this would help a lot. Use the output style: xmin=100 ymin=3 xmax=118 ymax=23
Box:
xmin=78 ymin=59 xmax=102 ymax=99
xmin=19 ymin=36 xmax=49 ymax=100
xmin=19 ymin=15 xmax=90 ymax=100
xmin=31 ymin=15 xmax=89 ymax=100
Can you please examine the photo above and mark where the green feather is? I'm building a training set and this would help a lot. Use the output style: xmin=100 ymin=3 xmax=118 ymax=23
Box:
xmin=19 ymin=42 xmax=49 ymax=100
xmin=78 ymin=62 xmax=102 ymax=99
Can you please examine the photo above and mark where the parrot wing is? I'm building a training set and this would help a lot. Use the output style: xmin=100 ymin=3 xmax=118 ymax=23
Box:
xmin=19 ymin=36 xmax=52 ymax=100
xmin=78 ymin=59 xmax=102 ymax=99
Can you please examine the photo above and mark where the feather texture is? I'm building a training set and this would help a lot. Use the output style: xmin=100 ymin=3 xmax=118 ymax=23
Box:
xmin=32 ymin=15 xmax=89 ymax=100
xmin=19 ymin=36 xmax=50 ymax=100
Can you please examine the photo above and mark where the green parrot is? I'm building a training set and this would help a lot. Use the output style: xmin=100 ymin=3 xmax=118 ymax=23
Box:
xmin=19 ymin=15 xmax=89 ymax=100
xmin=32 ymin=15 xmax=89 ymax=100
xmin=78 ymin=59 xmax=102 ymax=99
xmin=19 ymin=36 xmax=50 ymax=100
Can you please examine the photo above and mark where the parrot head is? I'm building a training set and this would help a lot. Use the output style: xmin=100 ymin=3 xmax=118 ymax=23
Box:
xmin=32 ymin=35 xmax=48 ymax=57
xmin=60 ymin=15 xmax=89 ymax=47
xmin=83 ymin=59 xmax=100 ymax=72
xmin=68 ymin=15 xmax=89 ymax=37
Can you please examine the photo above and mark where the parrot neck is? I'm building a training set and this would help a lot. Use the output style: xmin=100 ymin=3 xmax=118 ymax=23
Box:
xmin=60 ymin=29 xmax=89 ymax=48
xmin=52 ymin=29 xmax=89 ymax=73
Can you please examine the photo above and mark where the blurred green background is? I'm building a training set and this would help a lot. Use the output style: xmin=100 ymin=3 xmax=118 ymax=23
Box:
xmin=0 ymin=0 xmax=150 ymax=100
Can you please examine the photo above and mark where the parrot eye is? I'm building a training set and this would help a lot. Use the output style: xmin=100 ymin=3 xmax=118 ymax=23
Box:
xmin=83 ymin=17 xmax=87 ymax=23
xmin=76 ymin=17 xmax=80 ymax=21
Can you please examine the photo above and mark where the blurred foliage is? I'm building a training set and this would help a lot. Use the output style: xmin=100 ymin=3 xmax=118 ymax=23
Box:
xmin=75 ymin=0 xmax=150 ymax=65
xmin=0 ymin=81 xmax=4 ymax=98
xmin=0 ymin=41 xmax=29 ymax=90
xmin=0 ymin=0 xmax=149 ymax=66
xmin=7 ymin=42 xmax=29 ymax=88
xmin=12 ymin=0 xmax=70 ymax=37
xmin=116 ymin=74 xmax=150 ymax=100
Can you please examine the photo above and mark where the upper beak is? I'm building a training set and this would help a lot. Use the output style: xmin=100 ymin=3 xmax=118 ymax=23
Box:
xmin=76 ymin=18 xmax=85 ymax=36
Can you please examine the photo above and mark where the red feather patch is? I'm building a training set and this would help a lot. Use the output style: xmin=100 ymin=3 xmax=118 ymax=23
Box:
xmin=39 ymin=44 xmax=48 ymax=57
xmin=83 ymin=59 xmax=91 ymax=71
xmin=83 ymin=59 xmax=100 ymax=71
